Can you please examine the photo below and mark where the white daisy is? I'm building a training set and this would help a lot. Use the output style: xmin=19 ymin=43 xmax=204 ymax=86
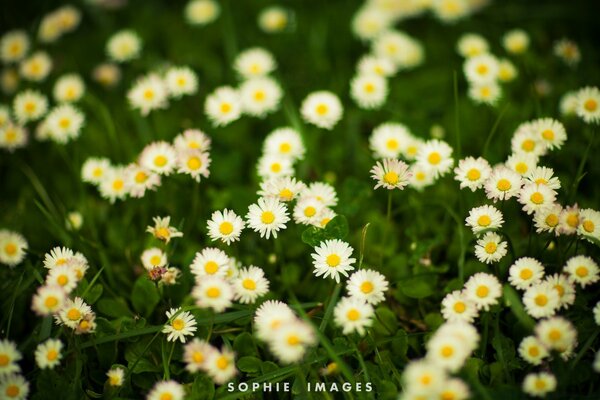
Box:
xmin=484 ymin=165 xmax=522 ymax=201
xmin=370 ymin=158 xmax=411 ymax=190
xmin=258 ymin=176 xmax=306 ymax=202
xmin=127 ymin=73 xmax=169 ymax=115
xmin=43 ymin=246 xmax=74 ymax=269
xmin=346 ymin=269 xmax=388 ymax=305
xmin=162 ymin=307 xmax=198 ymax=343
xmin=19 ymin=51 xmax=52 ymax=81
xmin=575 ymin=86 xmax=600 ymax=124
xmin=293 ymin=196 xmax=326 ymax=226
xmin=31 ymin=285 xmax=67 ymax=316
xmin=371 ymin=30 xmax=424 ymax=70
xmin=351 ymin=6 xmax=391 ymax=41
xmin=246 ymin=197 xmax=290 ymax=239
xmin=34 ymin=339 xmax=63 ymax=370
xmin=258 ymin=6 xmax=289 ymax=34
xmin=468 ymin=81 xmax=502 ymax=105
xmin=164 ymin=66 xmax=198 ymax=98
xmin=463 ymin=53 xmax=499 ymax=84
xmin=81 ymin=157 xmax=112 ymax=185
xmin=176 ymin=149 xmax=211 ymax=182
xmin=0 ymin=30 xmax=30 ymax=63
xmin=350 ymin=73 xmax=388 ymax=109
xmin=503 ymin=29 xmax=530 ymax=54
xmin=578 ymin=208 xmax=600 ymax=243
xmin=333 ymin=296 xmax=374 ymax=336
xmin=55 ymin=297 xmax=92 ymax=329
xmin=506 ymin=152 xmax=538 ymax=176
xmin=205 ymin=347 xmax=237 ymax=385
xmin=146 ymin=216 xmax=183 ymax=243
xmin=0 ymin=230 xmax=28 ymax=267
xmin=544 ymin=273 xmax=576 ymax=310
xmin=441 ymin=290 xmax=479 ymax=323
xmin=53 ymin=74 xmax=85 ymax=103
xmin=233 ymin=266 xmax=270 ymax=304
xmin=511 ymin=123 xmax=547 ymax=157
xmin=0 ymin=340 xmax=21 ymax=375
xmin=253 ymin=300 xmax=296 ymax=342
xmin=456 ymin=33 xmax=489 ymax=58
xmin=190 ymin=247 xmax=229 ymax=278
xmin=408 ymin=163 xmax=436 ymax=190
xmin=474 ymin=232 xmax=507 ymax=264
xmin=192 ymin=275 xmax=234 ymax=312
xmin=312 ymin=239 xmax=356 ymax=283
xmin=517 ymin=183 xmax=557 ymax=215
xmin=564 ymin=255 xmax=599 ymax=287
xmin=147 ymin=380 xmax=184 ymax=400
xmin=173 ymin=128 xmax=211 ymax=153
xmin=106 ymin=30 xmax=142 ymax=62
xmin=0 ymin=373 xmax=29 ymax=400
xmin=204 ymin=86 xmax=242 ymax=127
xmin=415 ymin=139 xmax=454 ymax=178
xmin=531 ymin=117 xmax=567 ymax=150
xmin=523 ymin=282 xmax=560 ymax=318
xmin=369 ymin=122 xmax=413 ymax=159
xmin=239 ymin=76 xmax=282 ymax=117
xmin=356 ymin=54 xmax=396 ymax=77
xmin=233 ymin=48 xmax=276 ymax=79
xmin=518 ymin=335 xmax=548 ymax=366
xmin=454 ymin=156 xmax=492 ymax=191
xmin=535 ymin=316 xmax=577 ymax=352
xmin=45 ymin=104 xmax=84 ymax=143
xmin=300 ymin=91 xmax=343 ymax=130
xmin=522 ymin=372 xmax=556 ymax=398
xmin=46 ymin=264 xmax=78 ymax=293
xmin=13 ymin=89 xmax=48 ymax=123
xmin=140 ymin=247 xmax=167 ymax=270
xmin=525 ymin=166 xmax=561 ymax=191
xmin=270 ymin=320 xmax=316 ymax=364
xmin=207 ymin=209 xmax=245 ymax=245
xmin=262 ymin=127 xmax=305 ymax=161
xmin=0 ymin=123 xmax=27 ymax=151
xmin=426 ymin=329 xmax=470 ymax=372
xmin=508 ymin=257 xmax=545 ymax=290
xmin=99 ymin=167 xmax=129 ymax=203
xmin=124 ymin=164 xmax=161 ymax=198
xmin=464 ymin=272 xmax=502 ymax=310
xmin=185 ymin=0 xmax=220 ymax=25
xmin=302 ymin=182 xmax=338 ymax=207
xmin=139 ymin=141 xmax=177 ymax=175
xmin=465 ymin=204 xmax=504 ymax=235
xmin=183 ymin=338 xmax=213 ymax=373
xmin=257 ymin=153 xmax=294 ymax=180
xmin=497 ymin=58 xmax=518 ymax=82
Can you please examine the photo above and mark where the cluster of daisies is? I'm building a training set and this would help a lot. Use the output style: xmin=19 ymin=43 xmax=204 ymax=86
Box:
xmin=81 ymin=129 xmax=212 ymax=202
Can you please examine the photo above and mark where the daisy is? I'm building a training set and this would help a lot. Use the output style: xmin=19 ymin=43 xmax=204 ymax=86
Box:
xmin=106 ymin=30 xmax=142 ymax=62
xmin=46 ymin=264 xmax=78 ymax=293
xmin=312 ymin=239 xmax=356 ymax=283
xmin=535 ymin=316 xmax=577 ymax=352
xmin=371 ymin=30 xmax=424 ymax=70
xmin=1 ymin=68 xmax=19 ymax=95
xmin=45 ymin=104 xmax=84 ymax=143
xmin=575 ymin=86 xmax=600 ymax=124
xmin=81 ymin=157 xmax=112 ymax=185
xmin=176 ymin=149 xmax=211 ymax=182
xmin=511 ymin=123 xmax=546 ymax=157
xmin=415 ymin=139 xmax=454 ymax=178
xmin=554 ymin=38 xmax=581 ymax=66
xmin=426 ymin=331 xmax=470 ymax=372
xmin=405 ymin=135 xmax=425 ymax=160
xmin=508 ymin=257 xmax=545 ymax=290
xmin=436 ymin=322 xmax=480 ymax=354
xmin=523 ymin=282 xmax=560 ymax=318
xmin=369 ymin=122 xmax=413 ymax=159
xmin=456 ymin=33 xmax=489 ymax=58
xmin=465 ymin=205 xmax=504 ymax=235
xmin=34 ymin=339 xmax=63 ymax=370
xmin=233 ymin=47 xmax=276 ymax=79
xmin=502 ymin=29 xmax=529 ymax=54
xmin=233 ymin=266 xmax=270 ymax=304
xmin=162 ymin=307 xmax=198 ymax=343
xmin=402 ymin=359 xmax=447 ymax=396
xmin=99 ymin=167 xmax=129 ymax=203
xmin=525 ymin=166 xmax=561 ymax=190
xmin=13 ymin=90 xmax=48 ymax=123
xmin=246 ymin=197 xmax=290 ymax=239
xmin=184 ymin=338 xmax=213 ymax=373
xmin=192 ymin=275 xmax=234 ymax=312
xmin=204 ymin=86 xmax=242 ymax=127
xmin=302 ymin=182 xmax=338 ymax=207
xmin=300 ymin=91 xmax=343 ymax=130
xmin=127 ymin=74 xmax=169 ymax=115
xmin=146 ymin=216 xmax=183 ymax=243
xmin=56 ymin=297 xmax=92 ymax=329
xmin=497 ymin=58 xmax=518 ymax=82
xmin=351 ymin=7 xmax=391 ymax=41
xmin=53 ymin=74 xmax=85 ymax=103
xmin=0 ymin=374 xmax=29 ymax=400
xmin=559 ymin=91 xmax=579 ymax=116
xmin=31 ymin=285 xmax=67 ymax=316
xmin=239 ymin=76 xmax=282 ymax=117
xmin=258 ymin=176 xmax=306 ymax=202
xmin=544 ymin=273 xmax=576 ymax=310
xmin=147 ymin=380 xmax=184 ymax=400
xmin=262 ymin=127 xmax=305 ymax=161
xmin=370 ymin=158 xmax=411 ymax=190
xmin=557 ymin=204 xmax=579 ymax=235
xmin=454 ymin=156 xmax=491 ymax=191
xmin=409 ymin=163 xmax=436 ymax=190
xmin=294 ymin=195 xmax=326 ymax=225
xmin=139 ymin=141 xmax=177 ymax=175
xmin=19 ymin=51 xmax=52 ymax=82
xmin=438 ymin=379 xmax=470 ymax=400
xmin=474 ymin=232 xmax=507 ymax=264
xmin=0 ymin=230 xmax=28 ymax=267
xmin=106 ymin=367 xmax=125 ymax=387
xmin=190 ymin=247 xmax=229 ymax=278
xmin=517 ymin=183 xmax=557 ymax=215
xmin=578 ymin=208 xmax=600 ymax=243
xmin=254 ymin=300 xmax=296 ymax=341
xmin=518 ymin=336 xmax=548 ymax=366
xmin=124 ymin=164 xmax=161 ymax=198
xmin=464 ymin=272 xmax=502 ymax=310
xmin=350 ymin=73 xmax=388 ymax=109
xmin=164 ymin=66 xmax=198 ymax=98
xmin=185 ymin=0 xmax=220 ymax=25
xmin=92 ymin=63 xmax=121 ymax=87
xmin=346 ymin=269 xmax=388 ymax=305
xmin=484 ymin=165 xmax=522 ymax=201
xmin=257 ymin=154 xmax=294 ymax=179
xmin=357 ymin=54 xmax=396 ymax=77
xmin=506 ymin=152 xmax=538 ymax=176
xmin=205 ymin=347 xmax=237 ymax=385
xmin=463 ymin=53 xmax=499 ymax=84
xmin=43 ymin=246 xmax=74 ymax=269
xmin=207 ymin=209 xmax=245 ymax=245
xmin=0 ymin=30 xmax=29 ymax=63
xmin=441 ymin=290 xmax=479 ymax=323
xmin=270 ymin=320 xmax=316 ymax=364
xmin=0 ymin=123 xmax=27 ymax=151
xmin=258 ymin=6 xmax=288 ymax=33
xmin=468 ymin=81 xmax=501 ymax=105
xmin=0 ymin=340 xmax=21 ymax=375
xmin=564 ymin=255 xmax=599 ymax=287
xmin=141 ymin=247 xmax=167 ymax=270
xmin=522 ymin=373 xmax=556 ymax=398
xmin=173 ymin=129 xmax=211 ymax=153
xmin=531 ymin=118 xmax=567 ymax=150
xmin=333 ymin=296 xmax=374 ymax=336
xmin=315 ymin=207 xmax=336 ymax=228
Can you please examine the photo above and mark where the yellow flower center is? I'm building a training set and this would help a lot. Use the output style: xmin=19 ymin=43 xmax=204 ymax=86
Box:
xmin=253 ymin=90 xmax=265 ymax=101
xmin=79 ymin=320 xmax=90 ymax=330
xmin=530 ymin=192 xmax=544 ymax=204
xmin=528 ymin=346 xmax=540 ymax=357
xmin=420 ymin=374 xmax=431 ymax=386
xmin=0 ymin=354 xmax=9 ymax=366
xmin=67 ymin=308 xmax=81 ymax=321
xmin=360 ymin=281 xmax=374 ymax=294
xmin=583 ymin=220 xmax=595 ymax=233
xmin=59 ymin=118 xmax=71 ymax=129
xmin=219 ymin=222 xmax=234 ymax=235
xmin=453 ymin=301 xmax=466 ymax=313
xmin=515 ymin=162 xmax=528 ymax=174
xmin=566 ymin=214 xmax=579 ymax=228
xmin=150 ymin=255 xmax=162 ymax=266
xmin=206 ymin=287 xmax=221 ymax=298
xmin=242 ymin=279 xmax=256 ymax=290
xmin=156 ymin=227 xmax=170 ymax=239
xmin=466 ymin=168 xmax=480 ymax=181
xmin=521 ymin=139 xmax=535 ymax=152
xmin=545 ymin=214 xmax=559 ymax=227
xmin=476 ymin=285 xmax=489 ymax=298
xmin=24 ymin=101 xmax=36 ymax=112
xmin=47 ymin=349 xmax=58 ymax=361
xmin=441 ymin=391 xmax=456 ymax=400
xmin=520 ymin=268 xmax=533 ymax=280
xmin=304 ymin=206 xmax=316 ymax=217
xmin=93 ymin=167 xmax=103 ymax=177
xmin=261 ymin=211 xmax=275 ymax=224
xmin=220 ymin=103 xmax=231 ymax=113
xmin=386 ymin=139 xmax=398 ymax=150
xmin=548 ymin=329 xmax=561 ymax=341
xmin=485 ymin=242 xmax=497 ymax=254
xmin=192 ymin=351 xmax=204 ymax=363
xmin=177 ymin=77 xmax=186 ymax=86
xmin=477 ymin=215 xmax=491 ymax=227
xmin=188 ymin=140 xmax=200 ymax=149
xmin=554 ymin=284 xmax=564 ymax=297
xmin=440 ymin=345 xmax=454 ymax=358
xmin=279 ymin=142 xmax=291 ymax=153
xmin=154 ymin=155 xmax=168 ymax=167
xmin=287 ymin=335 xmax=300 ymax=345
xmin=45 ymin=296 xmax=58 ymax=308
xmin=534 ymin=294 xmax=548 ymax=306
xmin=584 ymin=99 xmax=598 ymax=112
xmin=187 ymin=156 xmax=202 ymax=170
xmin=541 ymin=129 xmax=554 ymax=140
xmin=5 ymin=385 xmax=20 ymax=397
xmin=135 ymin=171 xmax=148 ymax=183
xmin=112 ymin=179 xmax=124 ymax=190
xmin=496 ymin=178 xmax=511 ymax=191
xmin=143 ymin=89 xmax=155 ymax=100
xmin=347 ymin=309 xmax=360 ymax=321
xmin=171 ymin=318 xmax=184 ymax=331
xmin=576 ymin=266 xmax=588 ymax=278
xmin=326 ymin=254 xmax=341 ymax=267
xmin=316 ymin=104 xmax=328 ymax=115
xmin=109 ymin=375 xmax=121 ymax=386
xmin=535 ymin=380 xmax=546 ymax=390
xmin=160 ymin=393 xmax=173 ymax=400
xmin=204 ymin=261 xmax=219 ymax=274
xmin=383 ymin=171 xmax=399 ymax=185
xmin=364 ymin=83 xmax=375 ymax=93
xmin=279 ymin=188 xmax=293 ymax=201
xmin=4 ymin=243 xmax=17 ymax=255
xmin=270 ymin=163 xmax=281 ymax=173
xmin=477 ymin=64 xmax=488 ymax=75
xmin=427 ymin=152 xmax=441 ymax=165
xmin=57 ymin=275 xmax=69 ymax=286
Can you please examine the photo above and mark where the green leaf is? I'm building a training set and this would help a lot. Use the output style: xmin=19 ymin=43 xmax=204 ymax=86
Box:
xmin=190 ymin=375 xmax=215 ymax=400
xmin=391 ymin=330 xmax=408 ymax=360
xmin=261 ymin=361 xmax=279 ymax=374
xmin=233 ymin=332 xmax=256 ymax=357
xmin=400 ymin=275 xmax=435 ymax=298
xmin=83 ymin=284 xmax=103 ymax=305
xmin=97 ymin=298 xmax=132 ymax=318
xmin=502 ymin=285 xmax=535 ymax=330
xmin=373 ymin=306 xmax=398 ymax=336
xmin=301 ymin=215 xmax=349 ymax=246
xmin=237 ymin=356 xmax=262 ymax=373
xmin=131 ymin=276 xmax=160 ymax=317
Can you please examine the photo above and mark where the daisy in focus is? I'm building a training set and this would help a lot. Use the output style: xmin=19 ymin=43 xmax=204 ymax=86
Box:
xmin=207 ymin=209 xmax=245 ymax=244
xmin=162 ymin=307 xmax=198 ymax=343
xmin=146 ymin=216 xmax=183 ymax=243
xmin=246 ymin=197 xmax=290 ymax=239
xmin=311 ymin=239 xmax=356 ymax=283
xmin=370 ymin=158 xmax=411 ymax=190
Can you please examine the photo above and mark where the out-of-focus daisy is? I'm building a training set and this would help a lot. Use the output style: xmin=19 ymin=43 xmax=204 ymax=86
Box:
xmin=262 ymin=127 xmax=305 ymax=161
xmin=99 ymin=167 xmax=129 ymax=203
xmin=139 ymin=141 xmax=177 ymax=175
xmin=246 ymin=197 xmax=290 ymax=239
xmin=575 ymin=86 xmax=600 ymax=124
xmin=13 ymin=90 xmax=48 ymax=123
xmin=146 ymin=380 xmax=184 ymax=400
xmin=558 ymin=204 xmax=580 ymax=235
xmin=0 ymin=340 xmax=21 ymax=375
xmin=578 ymin=208 xmax=600 ymax=243
xmin=469 ymin=81 xmax=501 ymax=105
xmin=370 ymin=158 xmax=411 ymax=190
xmin=0 ymin=30 xmax=30 ymax=63
xmin=351 ymin=7 xmax=391 ymax=41
xmin=484 ymin=165 xmax=522 ymax=201
xmin=34 ymin=339 xmax=63 ymax=370
xmin=0 ymin=373 xmax=29 ymax=400
xmin=497 ymin=58 xmax=518 ymax=82
xmin=233 ymin=266 xmax=269 ymax=304
xmin=518 ymin=183 xmax=556 ymax=215
xmin=535 ymin=316 xmax=577 ymax=352
xmin=438 ymin=378 xmax=470 ymax=400
xmin=531 ymin=118 xmax=567 ymax=150
xmin=300 ymin=91 xmax=343 ymax=130
xmin=239 ymin=76 xmax=282 ymax=117
xmin=426 ymin=330 xmax=470 ymax=372
xmin=205 ymin=347 xmax=237 ymax=385
xmin=0 ymin=230 xmax=28 ymax=267
xmin=503 ymin=29 xmax=529 ymax=54
xmin=31 ymin=285 xmax=67 ymax=316
xmin=518 ymin=336 xmax=548 ymax=365
xmin=312 ymin=239 xmax=356 ymax=283
xmin=106 ymin=30 xmax=142 ymax=62
xmin=141 ymin=247 xmax=167 ymax=270
xmin=234 ymin=48 xmax=276 ymax=79
xmin=526 ymin=166 xmax=561 ymax=191
xmin=92 ymin=63 xmax=121 ymax=87
xmin=454 ymin=156 xmax=491 ymax=191
xmin=127 ymin=73 xmax=169 ymax=115
xmin=44 ymin=104 xmax=84 ymax=143
xmin=19 ymin=51 xmax=52 ymax=82
xmin=254 ymin=300 xmax=296 ymax=342
xmin=553 ymin=38 xmax=581 ymax=66
xmin=508 ymin=257 xmax=544 ymax=290
xmin=55 ymin=297 xmax=92 ymax=329
xmin=456 ymin=33 xmax=488 ymax=58
xmin=0 ymin=123 xmax=27 ymax=151
xmin=124 ymin=164 xmax=161 ymax=198
xmin=174 ymin=129 xmax=211 ymax=152
xmin=371 ymin=30 xmax=424 ymax=70
xmin=177 ymin=149 xmax=211 ymax=182
xmin=369 ymin=122 xmax=413 ymax=159
xmin=184 ymin=338 xmax=213 ymax=373
xmin=559 ymin=91 xmax=579 ymax=116
xmin=258 ymin=6 xmax=289 ymax=33
xmin=333 ymin=296 xmax=374 ymax=336
xmin=522 ymin=372 xmax=556 ymax=398
xmin=146 ymin=216 xmax=183 ymax=243
xmin=463 ymin=53 xmax=499 ymax=84
xmin=192 ymin=275 xmax=233 ymax=312
xmin=415 ymin=139 xmax=454 ymax=178
xmin=409 ymin=163 xmax=436 ymax=190
xmin=207 ymin=209 xmax=245 ymax=245
xmin=106 ymin=367 xmax=125 ymax=387
xmin=564 ymin=255 xmax=599 ymax=288
xmin=464 ymin=272 xmax=502 ymax=310
xmin=257 ymin=154 xmax=294 ymax=179
xmin=43 ymin=246 xmax=74 ymax=269
xmin=190 ymin=247 xmax=229 ymax=278
xmin=259 ymin=176 xmax=306 ymax=202
xmin=165 ymin=66 xmax=198 ymax=98
xmin=402 ymin=359 xmax=447 ymax=396
xmin=46 ymin=264 xmax=78 ymax=293
xmin=506 ymin=152 xmax=538 ymax=176
xmin=293 ymin=196 xmax=325 ymax=226
xmin=523 ymin=282 xmax=560 ymax=318
xmin=544 ymin=273 xmax=575 ymax=310
xmin=162 ymin=307 xmax=197 ymax=343
xmin=441 ymin=290 xmax=479 ymax=323
xmin=474 ymin=232 xmax=507 ymax=264
xmin=270 ymin=320 xmax=316 ymax=364
xmin=302 ymin=182 xmax=338 ymax=207
xmin=465 ymin=205 xmax=504 ymax=235
xmin=1 ymin=68 xmax=19 ymax=94
xmin=185 ymin=0 xmax=220 ymax=25
xmin=350 ymin=73 xmax=388 ymax=109
xmin=511 ymin=123 xmax=546 ymax=157
xmin=357 ymin=55 xmax=396 ymax=78
xmin=53 ymin=74 xmax=85 ymax=103
xmin=346 ymin=269 xmax=388 ymax=305
xmin=204 ymin=86 xmax=242 ymax=127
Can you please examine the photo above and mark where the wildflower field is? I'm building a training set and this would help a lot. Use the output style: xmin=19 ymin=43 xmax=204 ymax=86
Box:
xmin=1 ymin=0 xmax=600 ymax=399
